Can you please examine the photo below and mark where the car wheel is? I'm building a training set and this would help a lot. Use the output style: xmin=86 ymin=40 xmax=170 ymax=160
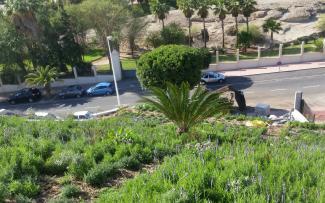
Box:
xmin=28 ymin=98 xmax=34 ymax=103
xmin=10 ymin=100 xmax=15 ymax=105
xmin=76 ymin=94 xmax=81 ymax=98
xmin=219 ymin=79 xmax=225 ymax=83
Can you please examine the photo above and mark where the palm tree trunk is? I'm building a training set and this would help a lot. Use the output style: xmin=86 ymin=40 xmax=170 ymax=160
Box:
xmin=188 ymin=18 xmax=192 ymax=47
xmin=203 ymin=18 xmax=206 ymax=48
xmin=45 ymin=83 xmax=51 ymax=96
xmin=162 ymin=19 xmax=165 ymax=29
xmin=235 ymin=17 xmax=238 ymax=48
xmin=221 ymin=19 xmax=225 ymax=48
xmin=246 ymin=16 xmax=249 ymax=32
xmin=271 ymin=31 xmax=274 ymax=49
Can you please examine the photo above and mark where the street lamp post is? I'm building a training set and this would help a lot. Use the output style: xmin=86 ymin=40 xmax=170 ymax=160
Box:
xmin=107 ymin=36 xmax=121 ymax=106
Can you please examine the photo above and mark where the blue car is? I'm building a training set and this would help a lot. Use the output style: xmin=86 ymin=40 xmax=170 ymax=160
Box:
xmin=86 ymin=82 xmax=115 ymax=96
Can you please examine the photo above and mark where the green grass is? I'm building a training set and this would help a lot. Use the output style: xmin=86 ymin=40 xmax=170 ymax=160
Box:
xmin=98 ymin=122 xmax=325 ymax=202
xmin=121 ymin=58 xmax=137 ymax=70
xmin=0 ymin=112 xmax=181 ymax=201
xmin=83 ymin=49 xmax=105 ymax=63
xmin=1 ymin=110 xmax=325 ymax=202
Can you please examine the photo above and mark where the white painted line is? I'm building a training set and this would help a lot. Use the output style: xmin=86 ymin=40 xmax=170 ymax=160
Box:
xmin=85 ymin=106 xmax=100 ymax=109
xmin=303 ymin=85 xmax=320 ymax=89
xmin=244 ymin=91 xmax=255 ymax=94
xmin=271 ymin=88 xmax=288 ymax=92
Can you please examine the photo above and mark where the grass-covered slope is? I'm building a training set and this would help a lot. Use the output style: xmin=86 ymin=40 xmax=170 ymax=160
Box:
xmin=99 ymin=122 xmax=325 ymax=202
xmin=0 ymin=112 xmax=181 ymax=201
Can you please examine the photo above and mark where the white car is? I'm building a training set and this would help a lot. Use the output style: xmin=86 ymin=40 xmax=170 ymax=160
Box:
xmin=73 ymin=111 xmax=93 ymax=120
xmin=201 ymin=72 xmax=226 ymax=84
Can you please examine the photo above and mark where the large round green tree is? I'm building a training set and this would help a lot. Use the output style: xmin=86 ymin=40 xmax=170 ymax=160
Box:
xmin=137 ymin=45 xmax=204 ymax=88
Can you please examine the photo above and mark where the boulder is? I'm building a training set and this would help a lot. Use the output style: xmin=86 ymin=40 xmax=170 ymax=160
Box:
xmin=281 ymin=7 xmax=313 ymax=22
xmin=252 ymin=11 xmax=268 ymax=19
xmin=267 ymin=10 xmax=284 ymax=20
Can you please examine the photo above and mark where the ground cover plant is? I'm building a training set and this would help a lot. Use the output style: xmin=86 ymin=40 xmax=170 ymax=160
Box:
xmin=0 ymin=113 xmax=183 ymax=201
xmin=99 ymin=121 xmax=325 ymax=202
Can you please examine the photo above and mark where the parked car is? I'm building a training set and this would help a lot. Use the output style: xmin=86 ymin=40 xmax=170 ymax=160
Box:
xmin=8 ymin=88 xmax=42 ymax=104
xmin=58 ymin=85 xmax=85 ymax=99
xmin=201 ymin=72 xmax=226 ymax=84
xmin=73 ymin=111 xmax=93 ymax=120
xmin=86 ymin=82 xmax=114 ymax=96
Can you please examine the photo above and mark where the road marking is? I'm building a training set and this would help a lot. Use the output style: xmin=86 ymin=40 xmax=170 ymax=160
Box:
xmin=271 ymin=88 xmax=288 ymax=92
xmin=303 ymin=85 xmax=320 ymax=89
xmin=244 ymin=91 xmax=255 ymax=94
xmin=85 ymin=106 xmax=100 ymax=109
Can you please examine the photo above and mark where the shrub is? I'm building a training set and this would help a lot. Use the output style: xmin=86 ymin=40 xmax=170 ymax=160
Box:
xmin=8 ymin=179 xmax=40 ymax=198
xmin=160 ymin=23 xmax=186 ymax=45
xmin=238 ymin=31 xmax=253 ymax=52
xmin=60 ymin=184 xmax=81 ymax=198
xmin=118 ymin=156 xmax=141 ymax=171
xmin=145 ymin=31 xmax=163 ymax=48
xmin=200 ymin=48 xmax=211 ymax=69
xmin=146 ymin=23 xmax=186 ymax=48
xmin=240 ymin=24 xmax=265 ymax=44
xmin=84 ymin=162 xmax=119 ymax=187
xmin=317 ymin=14 xmax=325 ymax=32
xmin=314 ymin=38 xmax=324 ymax=52
xmin=137 ymin=45 xmax=204 ymax=88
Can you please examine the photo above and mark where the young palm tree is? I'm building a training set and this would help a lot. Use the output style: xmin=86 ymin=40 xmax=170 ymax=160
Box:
xmin=197 ymin=0 xmax=210 ymax=48
xmin=25 ymin=66 xmax=60 ymax=96
xmin=212 ymin=0 xmax=228 ymax=48
xmin=241 ymin=0 xmax=257 ymax=32
xmin=262 ymin=18 xmax=282 ymax=48
xmin=177 ymin=0 xmax=196 ymax=46
xmin=151 ymin=0 xmax=170 ymax=29
xmin=226 ymin=0 xmax=241 ymax=47
xmin=143 ymin=82 xmax=232 ymax=134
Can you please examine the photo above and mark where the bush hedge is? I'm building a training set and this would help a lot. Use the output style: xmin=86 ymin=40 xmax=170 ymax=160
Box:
xmin=137 ymin=45 xmax=205 ymax=88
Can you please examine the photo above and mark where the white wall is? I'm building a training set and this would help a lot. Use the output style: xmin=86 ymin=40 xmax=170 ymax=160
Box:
xmin=0 ymin=74 xmax=116 ymax=94
xmin=210 ymin=52 xmax=325 ymax=71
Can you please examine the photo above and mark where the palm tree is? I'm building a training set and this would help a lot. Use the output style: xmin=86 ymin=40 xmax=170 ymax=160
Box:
xmin=212 ymin=0 xmax=228 ymax=48
xmin=151 ymin=0 xmax=170 ymax=29
xmin=262 ymin=18 xmax=282 ymax=48
xmin=241 ymin=0 xmax=257 ymax=32
xmin=197 ymin=0 xmax=210 ymax=48
xmin=177 ymin=0 xmax=196 ymax=46
xmin=226 ymin=0 xmax=241 ymax=47
xmin=143 ymin=82 xmax=232 ymax=134
xmin=25 ymin=66 xmax=60 ymax=96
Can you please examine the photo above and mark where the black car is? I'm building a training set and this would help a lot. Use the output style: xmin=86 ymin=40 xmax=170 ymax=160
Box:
xmin=8 ymin=88 xmax=42 ymax=104
xmin=58 ymin=85 xmax=84 ymax=99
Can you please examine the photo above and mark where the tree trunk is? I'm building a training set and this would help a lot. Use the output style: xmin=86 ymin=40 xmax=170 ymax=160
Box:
xmin=203 ymin=18 xmax=206 ymax=48
xmin=246 ymin=17 xmax=249 ymax=32
xmin=235 ymin=17 xmax=238 ymax=48
xmin=221 ymin=20 xmax=225 ymax=48
xmin=188 ymin=18 xmax=192 ymax=47
xmin=271 ymin=31 xmax=274 ymax=49
xmin=45 ymin=83 xmax=51 ymax=97
xmin=162 ymin=19 xmax=165 ymax=29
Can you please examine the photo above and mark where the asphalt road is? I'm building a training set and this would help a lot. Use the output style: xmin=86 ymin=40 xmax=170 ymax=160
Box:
xmin=1 ymin=68 xmax=325 ymax=117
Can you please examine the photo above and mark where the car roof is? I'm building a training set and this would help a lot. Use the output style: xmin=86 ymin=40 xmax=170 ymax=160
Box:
xmin=73 ymin=111 xmax=91 ymax=116
xmin=96 ymin=82 xmax=111 ymax=87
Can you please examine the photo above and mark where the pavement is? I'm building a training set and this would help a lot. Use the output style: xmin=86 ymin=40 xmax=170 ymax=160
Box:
xmin=220 ymin=61 xmax=325 ymax=77
xmin=1 ymin=63 xmax=325 ymax=119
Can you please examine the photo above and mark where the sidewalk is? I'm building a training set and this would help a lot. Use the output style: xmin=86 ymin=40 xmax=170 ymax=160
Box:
xmin=221 ymin=61 xmax=325 ymax=77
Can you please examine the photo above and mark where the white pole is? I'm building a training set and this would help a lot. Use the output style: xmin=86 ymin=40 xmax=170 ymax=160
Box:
xmin=107 ymin=36 xmax=121 ymax=106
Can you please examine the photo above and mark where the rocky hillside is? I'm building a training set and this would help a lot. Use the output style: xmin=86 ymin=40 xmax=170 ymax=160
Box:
xmin=141 ymin=0 xmax=325 ymax=48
